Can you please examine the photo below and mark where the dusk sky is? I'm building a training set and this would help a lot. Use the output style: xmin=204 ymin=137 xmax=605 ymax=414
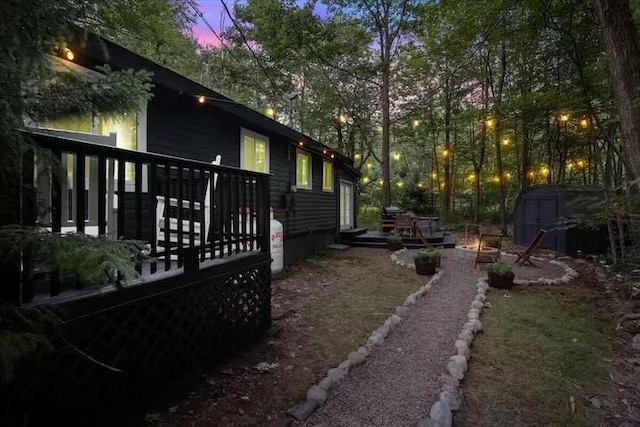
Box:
xmin=192 ymin=0 xmax=328 ymax=47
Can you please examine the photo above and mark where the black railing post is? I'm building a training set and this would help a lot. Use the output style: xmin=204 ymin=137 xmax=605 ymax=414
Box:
xmin=149 ymin=161 xmax=157 ymax=274
xmin=177 ymin=166 xmax=184 ymax=267
xmin=97 ymin=156 xmax=106 ymax=235
xmin=21 ymin=147 xmax=37 ymax=304
xmin=75 ymin=150 xmax=86 ymax=233
xmin=117 ymin=157 xmax=125 ymax=239
xmin=261 ymin=175 xmax=271 ymax=253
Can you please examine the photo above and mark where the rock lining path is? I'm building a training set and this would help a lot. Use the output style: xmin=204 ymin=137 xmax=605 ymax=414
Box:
xmin=304 ymin=249 xmax=482 ymax=427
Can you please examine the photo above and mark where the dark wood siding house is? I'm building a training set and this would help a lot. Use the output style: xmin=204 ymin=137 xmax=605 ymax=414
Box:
xmin=34 ymin=34 xmax=359 ymax=266
xmin=5 ymin=34 xmax=359 ymax=423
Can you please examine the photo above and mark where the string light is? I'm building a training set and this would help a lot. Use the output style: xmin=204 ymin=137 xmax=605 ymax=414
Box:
xmin=338 ymin=114 xmax=348 ymax=124
xmin=559 ymin=113 xmax=569 ymax=122
xmin=265 ymin=107 xmax=276 ymax=118
xmin=298 ymin=141 xmax=304 ymax=146
xmin=541 ymin=167 xmax=550 ymax=176
xmin=528 ymin=171 xmax=535 ymax=178
xmin=393 ymin=152 xmax=401 ymax=160
xmin=197 ymin=95 xmax=206 ymax=104
xmin=412 ymin=119 xmax=420 ymax=128
xmin=331 ymin=154 xmax=335 ymax=159
xmin=486 ymin=118 xmax=495 ymax=128
xmin=502 ymin=138 xmax=509 ymax=146
xmin=397 ymin=181 xmax=404 ymax=188
xmin=362 ymin=177 xmax=370 ymax=184
xmin=580 ymin=118 xmax=589 ymax=128
xmin=431 ymin=172 xmax=437 ymax=179
xmin=576 ymin=159 xmax=585 ymax=168
xmin=63 ymin=48 xmax=75 ymax=61
xmin=468 ymin=173 xmax=476 ymax=181
xmin=323 ymin=149 xmax=327 ymax=154
xmin=354 ymin=153 xmax=361 ymax=160
xmin=417 ymin=182 xmax=424 ymax=188
xmin=367 ymin=162 xmax=372 ymax=169
xmin=378 ymin=179 xmax=384 ymax=186
xmin=442 ymin=149 xmax=449 ymax=157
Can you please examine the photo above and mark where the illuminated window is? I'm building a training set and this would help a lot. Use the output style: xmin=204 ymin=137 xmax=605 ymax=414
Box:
xmin=322 ymin=161 xmax=333 ymax=192
xmin=241 ymin=129 xmax=269 ymax=173
xmin=296 ymin=150 xmax=312 ymax=190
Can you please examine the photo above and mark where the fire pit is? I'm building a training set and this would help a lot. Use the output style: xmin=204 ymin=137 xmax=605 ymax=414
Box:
xmin=455 ymin=239 xmax=499 ymax=254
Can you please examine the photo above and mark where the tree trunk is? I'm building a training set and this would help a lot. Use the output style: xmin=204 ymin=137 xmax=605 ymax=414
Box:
xmin=381 ymin=57 xmax=391 ymax=207
xmin=595 ymin=0 xmax=640 ymax=179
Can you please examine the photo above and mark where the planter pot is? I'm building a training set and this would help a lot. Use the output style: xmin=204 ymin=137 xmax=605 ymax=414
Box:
xmin=388 ymin=241 xmax=404 ymax=251
xmin=415 ymin=260 xmax=438 ymax=276
xmin=488 ymin=271 xmax=515 ymax=289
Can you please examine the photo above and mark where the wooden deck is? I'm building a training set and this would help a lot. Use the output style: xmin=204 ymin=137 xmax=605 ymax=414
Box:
xmin=344 ymin=229 xmax=456 ymax=249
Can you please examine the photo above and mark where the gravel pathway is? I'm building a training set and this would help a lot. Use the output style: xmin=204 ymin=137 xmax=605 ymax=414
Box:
xmin=304 ymin=249 xmax=482 ymax=427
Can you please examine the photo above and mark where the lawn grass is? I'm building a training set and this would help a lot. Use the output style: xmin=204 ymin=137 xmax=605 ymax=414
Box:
xmin=458 ymin=287 xmax=612 ymax=427
xmin=305 ymin=251 xmax=423 ymax=359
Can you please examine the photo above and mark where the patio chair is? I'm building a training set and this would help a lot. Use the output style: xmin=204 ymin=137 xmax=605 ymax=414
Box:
xmin=474 ymin=233 xmax=503 ymax=268
xmin=393 ymin=214 xmax=415 ymax=236
xmin=514 ymin=229 xmax=548 ymax=266
xmin=156 ymin=155 xmax=221 ymax=256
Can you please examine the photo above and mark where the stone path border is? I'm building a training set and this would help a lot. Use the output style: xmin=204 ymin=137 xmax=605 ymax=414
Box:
xmin=286 ymin=248 xmax=443 ymax=423
xmin=287 ymin=248 xmax=581 ymax=426
xmin=415 ymin=250 xmax=581 ymax=427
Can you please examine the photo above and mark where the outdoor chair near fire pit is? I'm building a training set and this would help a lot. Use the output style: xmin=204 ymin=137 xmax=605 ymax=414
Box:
xmin=514 ymin=228 xmax=548 ymax=266
xmin=474 ymin=233 xmax=503 ymax=269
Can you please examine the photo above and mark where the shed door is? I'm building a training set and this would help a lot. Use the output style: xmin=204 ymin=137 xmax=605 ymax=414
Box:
xmin=523 ymin=197 xmax=557 ymax=250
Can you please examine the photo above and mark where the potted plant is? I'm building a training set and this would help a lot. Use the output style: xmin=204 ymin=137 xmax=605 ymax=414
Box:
xmin=414 ymin=248 xmax=440 ymax=275
xmin=487 ymin=260 xmax=515 ymax=289
xmin=387 ymin=233 xmax=404 ymax=251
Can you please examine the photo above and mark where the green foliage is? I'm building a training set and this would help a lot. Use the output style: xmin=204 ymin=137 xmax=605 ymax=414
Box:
xmin=414 ymin=248 xmax=440 ymax=263
xmin=387 ymin=233 xmax=403 ymax=243
xmin=399 ymin=180 xmax=431 ymax=215
xmin=357 ymin=206 xmax=380 ymax=230
xmin=0 ymin=226 xmax=143 ymax=288
xmin=488 ymin=260 xmax=513 ymax=276
xmin=25 ymin=65 xmax=153 ymax=122
xmin=44 ymin=233 xmax=142 ymax=287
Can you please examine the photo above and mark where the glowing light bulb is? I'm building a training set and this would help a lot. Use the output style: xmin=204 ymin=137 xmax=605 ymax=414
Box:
xmin=397 ymin=181 xmax=403 ymax=188
xmin=502 ymin=138 xmax=509 ymax=146
xmin=197 ymin=95 xmax=206 ymax=104
xmin=362 ymin=177 xmax=370 ymax=184
xmin=354 ymin=153 xmax=361 ymax=160
xmin=412 ymin=119 xmax=420 ymax=128
xmin=265 ymin=107 xmax=275 ymax=118
xmin=580 ymin=118 xmax=589 ymax=128
xmin=486 ymin=118 xmax=495 ymax=128
xmin=560 ymin=113 xmax=569 ymax=122
xmin=64 ymin=48 xmax=74 ymax=61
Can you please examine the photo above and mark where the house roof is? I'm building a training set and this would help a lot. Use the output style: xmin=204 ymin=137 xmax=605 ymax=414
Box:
xmin=68 ymin=31 xmax=359 ymax=177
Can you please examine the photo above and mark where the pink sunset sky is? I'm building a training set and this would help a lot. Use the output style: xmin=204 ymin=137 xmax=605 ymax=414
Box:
xmin=192 ymin=0 xmax=328 ymax=47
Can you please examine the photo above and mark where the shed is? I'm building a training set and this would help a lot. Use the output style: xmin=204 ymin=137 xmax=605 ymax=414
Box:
xmin=513 ymin=185 xmax=608 ymax=254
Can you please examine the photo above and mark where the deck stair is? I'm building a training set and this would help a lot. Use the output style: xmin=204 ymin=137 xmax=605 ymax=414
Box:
xmin=348 ymin=230 xmax=456 ymax=249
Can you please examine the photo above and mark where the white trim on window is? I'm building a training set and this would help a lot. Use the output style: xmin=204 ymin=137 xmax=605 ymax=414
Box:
xmin=322 ymin=160 xmax=334 ymax=192
xmin=296 ymin=149 xmax=312 ymax=190
xmin=240 ymin=128 xmax=270 ymax=173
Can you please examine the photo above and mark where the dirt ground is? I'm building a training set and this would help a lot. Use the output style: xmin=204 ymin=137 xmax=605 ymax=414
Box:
xmin=145 ymin=247 xmax=426 ymax=427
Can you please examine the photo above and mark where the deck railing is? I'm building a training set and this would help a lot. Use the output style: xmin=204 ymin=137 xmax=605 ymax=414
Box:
xmin=17 ymin=130 xmax=270 ymax=304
